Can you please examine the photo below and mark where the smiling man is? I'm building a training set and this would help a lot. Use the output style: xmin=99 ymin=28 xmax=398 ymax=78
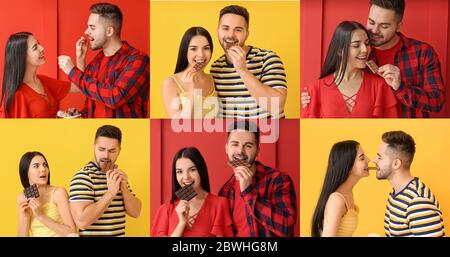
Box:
xmin=58 ymin=3 xmax=149 ymax=118
xmin=301 ymin=0 xmax=446 ymax=118
xmin=219 ymin=120 xmax=297 ymax=237
xmin=210 ymin=5 xmax=288 ymax=118
xmin=373 ymin=131 xmax=444 ymax=237
xmin=366 ymin=0 xmax=445 ymax=118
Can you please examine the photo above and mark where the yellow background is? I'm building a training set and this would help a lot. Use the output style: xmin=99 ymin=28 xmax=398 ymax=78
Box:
xmin=150 ymin=0 xmax=300 ymax=118
xmin=0 ymin=120 xmax=149 ymax=236
xmin=300 ymin=119 xmax=450 ymax=237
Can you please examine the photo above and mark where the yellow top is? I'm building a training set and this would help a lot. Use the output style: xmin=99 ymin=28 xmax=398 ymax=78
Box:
xmin=171 ymin=75 xmax=219 ymax=118
xmin=330 ymin=192 xmax=359 ymax=237
xmin=30 ymin=188 xmax=62 ymax=237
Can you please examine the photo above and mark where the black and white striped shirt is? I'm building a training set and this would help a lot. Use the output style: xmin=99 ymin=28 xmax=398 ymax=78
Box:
xmin=210 ymin=46 xmax=287 ymax=118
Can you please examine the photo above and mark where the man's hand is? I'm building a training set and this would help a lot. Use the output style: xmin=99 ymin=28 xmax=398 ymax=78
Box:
xmin=76 ymin=37 xmax=88 ymax=60
xmin=58 ymin=56 xmax=75 ymax=75
xmin=106 ymin=170 xmax=122 ymax=197
xmin=378 ymin=64 xmax=401 ymax=90
xmin=227 ymin=46 xmax=247 ymax=73
xmin=116 ymin=169 xmax=129 ymax=192
xmin=234 ymin=166 xmax=254 ymax=192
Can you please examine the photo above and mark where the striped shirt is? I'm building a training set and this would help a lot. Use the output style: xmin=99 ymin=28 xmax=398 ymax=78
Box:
xmin=384 ymin=177 xmax=445 ymax=237
xmin=69 ymin=162 xmax=127 ymax=237
xmin=210 ymin=46 xmax=287 ymax=118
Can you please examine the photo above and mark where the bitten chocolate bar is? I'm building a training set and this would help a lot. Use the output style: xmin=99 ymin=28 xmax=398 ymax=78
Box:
xmin=175 ymin=183 xmax=197 ymax=201
xmin=24 ymin=184 xmax=40 ymax=199
xmin=228 ymin=159 xmax=251 ymax=168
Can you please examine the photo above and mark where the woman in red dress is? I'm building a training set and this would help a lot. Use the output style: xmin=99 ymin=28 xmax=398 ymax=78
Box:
xmin=151 ymin=147 xmax=234 ymax=237
xmin=301 ymin=21 xmax=398 ymax=118
xmin=0 ymin=32 xmax=79 ymax=118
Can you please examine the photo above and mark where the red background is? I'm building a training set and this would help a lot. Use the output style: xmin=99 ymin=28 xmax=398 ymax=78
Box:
xmin=150 ymin=119 xmax=300 ymax=236
xmin=301 ymin=0 xmax=450 ymax=117
xmin=0 ymin=0 xmax=149 ymax=111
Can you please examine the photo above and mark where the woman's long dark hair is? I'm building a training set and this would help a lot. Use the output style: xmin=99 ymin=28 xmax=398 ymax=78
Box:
xmin=19 ymin=151 xmax=51 ymax=188
xmin=1 ymin=32 xmax=32 ymax=117
xmin=174 ymin=27 xmax=213 ymax=73
xmin=320 ymin=21 xmax=368 ymax=86
xmin=311 ymin=140 xmax=359 ymax=237
xmin=171 ymin=147 xmax=210 ymax=203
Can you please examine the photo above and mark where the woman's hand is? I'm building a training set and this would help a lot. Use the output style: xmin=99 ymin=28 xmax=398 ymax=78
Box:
xmin=180 ymin=66 xmax=200 ymax=86
xmin=18 ymin=201 xmax=30 ymax=220
xmin=175 ymin=200 xmax=190 ymax=225
xmin=28 ymin=198 xmax=43 ymax=219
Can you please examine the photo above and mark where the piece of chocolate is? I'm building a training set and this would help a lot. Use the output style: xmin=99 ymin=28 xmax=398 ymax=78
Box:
xmin=228 ymin=159 xmax=251 ymax=168
xmin=175 ymin=184 xmax=197 ymax=201
xmin=366 ymin=60 xmax=379 ymax=74
xmin=24 ymin=184 xmax=40 ymax=199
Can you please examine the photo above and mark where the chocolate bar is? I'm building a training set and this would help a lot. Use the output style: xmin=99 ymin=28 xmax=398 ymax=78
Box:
xmin=24 ymin=184 xmax=39 ymax=199
xmin=175 ymin=184 xmax=197 ymax=201
xmin=366 ymin=60 xmax=379 ymax=74
xmin=228 ymin=159 xmax=251 ymax=168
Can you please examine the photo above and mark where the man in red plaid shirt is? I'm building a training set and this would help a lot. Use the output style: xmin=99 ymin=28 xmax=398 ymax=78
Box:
xmin=302 ymin=0 xmax=445 ymax=118
xmin=367 ymin=0 xmax=445 ymax=118
xmin=58 ymin=3 xmax=149 ymax=118
xmin=219 ymin=120 xmax=297 ymax=237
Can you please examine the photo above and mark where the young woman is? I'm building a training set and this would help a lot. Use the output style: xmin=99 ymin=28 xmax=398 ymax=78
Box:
xmin=301 ymin=21 xmax=398 ymax=118
xmin=162 ymin=27 xmax=219 ymax=119
xmin=151 ymin=147 xmax=233 ymax=237
xmin=311 ymin=141 xmax=371 ymax=237
xmin=17 ymin=152 xmax=76 ymax=237
xmin=0 ymin=32 xmax=79 ymax=118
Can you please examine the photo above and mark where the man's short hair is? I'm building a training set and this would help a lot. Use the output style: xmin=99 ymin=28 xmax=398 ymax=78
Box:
xmin=95 ymin=125 xmax=122 ymax=144
xmin=370 ymin=0 xmax=405 ymax=21
xmin=382 ymin=130 xmax=415 ymax=168
xmin=227 ymin=120 xmax=260 ymax=146
xmin=219 ymin=5 xmax=250 ymax=27
xmin=90 ymin=2 xmax=123 ymax=35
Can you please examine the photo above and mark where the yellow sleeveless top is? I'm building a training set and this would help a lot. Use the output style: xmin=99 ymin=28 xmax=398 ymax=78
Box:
xmin=171 ymin=75 xmax=219 ymax=118
xmin=30 ymin=188 xmax=62 ymax=237
xmin=331 ymin=192 xmax=359 ymax=237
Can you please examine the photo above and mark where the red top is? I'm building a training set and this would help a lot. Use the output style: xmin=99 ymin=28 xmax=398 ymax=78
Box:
xmin=151 ymin=194 xmax=234 ymax=237
xmin=0 ymin=75 xmax=70 ymax=118
xmin=372 ymin=38 xmax=402 ymax=66
xmin=301 ymin=72 xmax=398 ymax=118
xmin=233 ymin=182 xmax=251 ymax=237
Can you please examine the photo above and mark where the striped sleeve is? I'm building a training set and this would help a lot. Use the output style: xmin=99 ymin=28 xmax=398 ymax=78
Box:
xmin=407 ymin=197 xmax=445 ymax=237
xmin=261 ymin=52 xmax=287 ymax=89
xmin=69 ymin=170 xmax=95 ymax=202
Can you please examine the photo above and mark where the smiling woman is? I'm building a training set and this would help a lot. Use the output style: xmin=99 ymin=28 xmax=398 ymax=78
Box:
xmin=301 ymin=21 xmax=398 ymax=118
xmin=0 ymin=32 xmax=79 ymax=118
xmin=151 ymin=147 xmax=233 ymax=237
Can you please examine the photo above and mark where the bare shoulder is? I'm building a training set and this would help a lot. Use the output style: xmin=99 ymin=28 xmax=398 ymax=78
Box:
xmin=324 ymin=193 xmax=347 ymax=216
xmin=53 ymin=186 xmax=69 ymax=201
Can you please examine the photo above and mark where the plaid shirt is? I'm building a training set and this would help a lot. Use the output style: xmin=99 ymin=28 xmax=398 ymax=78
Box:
xmin=68 ymin=41 xmax=149 ymax=118
xmin=373 ymin=33 xmax=445 ymax=118
xmin=218 ymin=161 xmax=297 ymax=237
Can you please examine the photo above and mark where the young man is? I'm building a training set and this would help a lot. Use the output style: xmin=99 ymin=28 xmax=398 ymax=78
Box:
xmin=69 ymin=125 xmax=141 ymax=236
xmin=58 ymin=3 xmax=149 ymax=118
xmin=210 ymin=5 xmax=287 ymax=119
xmin=302 ymin=0 xmax=445 ymax=118
xmin=373 ymin=131 xmax=445 ymax=237
xmin=219 ymin=120 xmax=297 ymax=236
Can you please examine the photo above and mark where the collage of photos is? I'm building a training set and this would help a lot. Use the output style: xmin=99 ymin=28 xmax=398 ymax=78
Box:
xmin=0 ymin=0 xmax=449 ymax=248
